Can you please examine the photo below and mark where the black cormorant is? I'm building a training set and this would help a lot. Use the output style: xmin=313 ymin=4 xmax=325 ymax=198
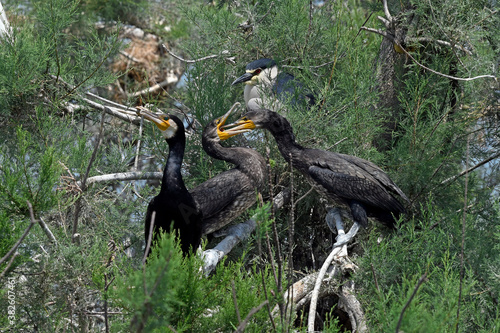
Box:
xmin=224 ymin=109 xmax=409 ymax=244
xmin=140 ymin=104 xmax=268 ymax=239
xmin=232 ymin=58 xmax=315 ymax=111
xmin=140 ymin=110 xmax=203 ymax=257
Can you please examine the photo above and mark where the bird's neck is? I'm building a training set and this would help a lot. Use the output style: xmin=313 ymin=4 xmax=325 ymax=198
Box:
xmin=161 ymin=137 xmax=187 ymax=194
xmin=267 ymin=117 xmax=303 ymax=162
xmin=203 ymin=140 xmax=247 ymax=166
xmin=272 ymin=129 xmax=303 ymax=162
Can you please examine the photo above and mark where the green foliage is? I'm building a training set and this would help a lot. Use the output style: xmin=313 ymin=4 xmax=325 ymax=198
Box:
xmin=0 ymin=125 xmax=62 ymax=216
xmin=0 ymin=0 xmax=120 ymax=117
xmin=1 ymin=0 xmax=499 ymax=331
xmin=112 ymin=230 xmax=277 ymax=332
xmin=83 ymin=0 xmax=150 ymax=24
xmin=113 ymin=232 xmax=186 ymax=331
xmin=0 ymin=25 xmax=49 ymax=113
xmin=355 ymin=209 xmax=500 ymax=332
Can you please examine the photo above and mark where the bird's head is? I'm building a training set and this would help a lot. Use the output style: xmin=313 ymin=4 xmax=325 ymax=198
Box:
xmin=231 ymin=58 xmax=278 ymax=86
xmin=203 ymin=102 xmax=243 ymax=144
xmin=136 ymin=107 xmax=182 ymax=140
xmin=222 ymin=109 xmax=283 ymax=135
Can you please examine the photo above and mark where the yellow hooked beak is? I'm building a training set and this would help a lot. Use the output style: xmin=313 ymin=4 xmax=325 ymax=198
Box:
xmin=221 ymin=115 xmax=256 ymax=137
xmin=136 ymin=107 xmax=171 ymax=131
xmin=216 ymin=102 xmax=244 ymax=140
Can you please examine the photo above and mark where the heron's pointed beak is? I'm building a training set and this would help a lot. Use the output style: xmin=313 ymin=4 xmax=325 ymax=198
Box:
xmin=217 ymin=102 xmax=242 ymax=140
xmin=136 ymin=107 xmax=171 ymax=131
xmin=231 ymin=72 xmax=254 ymax=85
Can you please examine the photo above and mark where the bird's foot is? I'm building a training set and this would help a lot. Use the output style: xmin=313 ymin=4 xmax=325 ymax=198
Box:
xmin=333 ymin=222 xmax=361 ymax=248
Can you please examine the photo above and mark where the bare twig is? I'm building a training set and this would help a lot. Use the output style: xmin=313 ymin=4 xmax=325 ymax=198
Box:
xmin=371 ymin=263 xmax=380 ymax=292
xmin=0 ymin=201 xmax=37 ymax=266
xmin=382 ymin=0 xmax=393 ymax=22
xmin=338 ymin=280 xmax=368 ymax=332
xmin=39 ymin=217 xmax=57 ymax=244
xmin=456 ymin=136 xmax=470 ymax=332
xmin=142 ymin=211 xmax=156 ymax=265
xmin=231 ymin=280 xmax=242 ymax=324
xmin=79 ymin=171 xmax=163 ymax=187
xmin=396 ymin=42 xmax=496 ymax=81
xmin=134 ymin=116 xmax=144 ymax=171
xmin=72 ymin=111 xmax=106 ymax=243
xmin=0 ymin=2 xmax=12 ymax=38
xmin=104 ymin=273 xmax=116 ymax=333
xmin=130 ymin=76 xmax=179 ymax=98
xmin=294 ymin=186 xmax=314 ymax=206
xmin=360 ymin=29 xmax=495 ymax=80
xmin=234 ymin=300 xmax=269 ymax=333
xmin=81 ymin=97 xmax=140 ymax=124
xmin=441 ymin=151 xmax=500 ymax=185
xmin=49 ymin=74 xmax=142 ymax=124
xmin=119 ymin=50 xmax=141 ymax=63
xmin=395 ymin=273 xmax=427 ymax=333
xmin=377 ymin=15 xmax=391 ymax=29
xmin=286 ymin=154 xmax=295 ymax=327
xmin=308 ymin=208 xmax=349 ymax=332
xmin=360 ymin=26 xmax=391 ymax=39
xmin=276 ymin=267 xmax=340 ymax=316
xmin=407 ymin=37 xmax=473 ymax=55
xmin=0 ymin=252 xmax=19 ymax=279
xmin=161 ymin=44 xmax=233 ymax=64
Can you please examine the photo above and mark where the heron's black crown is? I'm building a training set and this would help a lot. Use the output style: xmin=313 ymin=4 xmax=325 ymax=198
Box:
xmin=245 ymin=58 xmax=276 ymax=71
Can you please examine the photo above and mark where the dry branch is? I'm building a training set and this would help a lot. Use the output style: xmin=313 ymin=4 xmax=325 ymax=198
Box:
xmin=77 ymin=172 xmax=163 ymax=187
xmin=234 ymin=300 xmax=269 ymax=333
xmin=130 ymin=75 xmax=179 ymax=98
xmin=339 ymin=281 xmax=368 ymax=333
xmin=49 ymin=74 xmax=142 ymax=124
xmin=72 ymin=111 xmax=106 ymax=243
xmin=382 ymin=0 xmax=392 ymax=22
xmin=362 ymin=9 xmax=496 ymax=82
xmin=441 ymin=151 xmax=500 ymax=185
xmin=162 ymin=44 xmax=235 ymax=64
xmin=395 ymin=273 xmax=427 ymax=333
xmin=39 ymin=217 xmax=57 ymax=244
xmin=0 ymin=1 xmax=11 ymax=38
xmin=308 ymin=208 xmax=348 ymax=331
xmin=276 ymin=266 xmax=341 ymax=316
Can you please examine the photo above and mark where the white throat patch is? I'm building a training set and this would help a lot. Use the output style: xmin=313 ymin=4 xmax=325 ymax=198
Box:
xmin=162 ymin=120 xmax=179 ymax=139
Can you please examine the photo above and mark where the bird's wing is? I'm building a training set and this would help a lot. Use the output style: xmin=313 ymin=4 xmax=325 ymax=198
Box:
xmin=190 ymin=169 xmax=249 ymax=220
xmin=306 ymin=151 xmax=405 ymax=212
xmin=273 ymin=72 xmax=315 ymax=107
xmin=338 ymin=153 xmax=409 ymax=203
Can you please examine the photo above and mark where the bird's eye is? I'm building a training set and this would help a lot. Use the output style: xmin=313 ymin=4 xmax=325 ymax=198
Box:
xmin=241 ymin=117 xmax=248 ymax=121
xmin=254 ymin=69 xmax=262 ymax=75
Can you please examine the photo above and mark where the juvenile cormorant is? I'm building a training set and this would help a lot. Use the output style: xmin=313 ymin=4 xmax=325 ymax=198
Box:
xmin=224 ymin=109 xmax=409 ymax=244
xmin=140 ymin=110 xmax=203 ymax=257
xmin=140 ymin=104 xmax=267 ymax=238
xmin=192 ymin=104 xmax=268 ymax=235
xmin=232 ymin=58 xmax=315 ymax=111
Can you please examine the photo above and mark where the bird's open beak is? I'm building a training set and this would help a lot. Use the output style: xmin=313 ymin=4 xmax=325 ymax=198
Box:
xmin=216 ymin=102 xmax=243 ymax=140
xmin=221 ymin=116 xmax=257 ymax=137
xmin=231 ymin=72 xmax=254 ymax=85
xmin=136 ymin=107 xmax=171 ymax=131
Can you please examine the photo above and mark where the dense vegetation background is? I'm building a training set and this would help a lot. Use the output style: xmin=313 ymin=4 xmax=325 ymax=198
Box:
xmin=0 ymin=0 xmax=499 ymax=331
